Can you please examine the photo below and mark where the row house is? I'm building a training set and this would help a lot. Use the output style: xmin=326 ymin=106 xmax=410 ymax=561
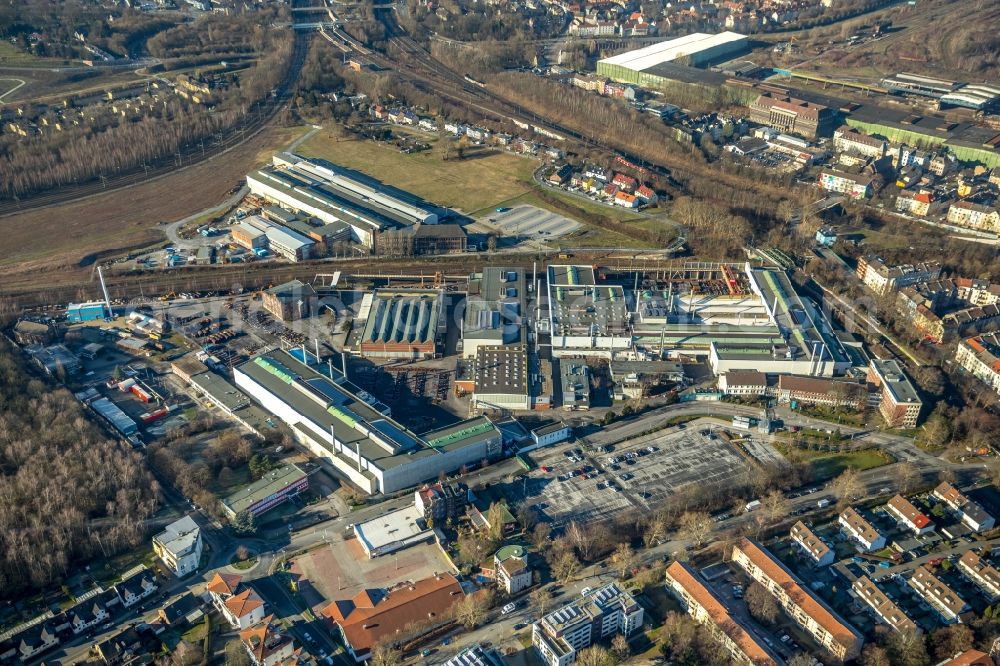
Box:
xmin=113 ymin=568 xmax=158 ymax=608
xmin=851 ymin=576 xmax=917 ymax=633
xmin=958 ymin=550 xmax=1000 ymax=602
xmin=908 ymin=566 xmax=969 ymax=624
xmin=817 ymin=168 xmax=874 ymax=199
xmin=932 ymin=482 xmax=996 ymax=533
xmin=886 ymin=494 xmax=934 ymax=535
xmin=839 ymin=507 xmax=886 ymax=552
xmin=790 ymin=520 xmax=834 ymax=567
xmin=895 ymin=189 xmax=938 ymax=217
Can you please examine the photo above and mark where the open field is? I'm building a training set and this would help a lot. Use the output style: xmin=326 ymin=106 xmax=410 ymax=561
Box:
xmin=0 ymin=41 xmax=72 ymax=67
xmin=0 ymin=124 xmax=310 ymax=290
xmin=775 ymin=443 xmax=894 ymax=481
xmin=296 ymin=131 xmax=539 ymax=214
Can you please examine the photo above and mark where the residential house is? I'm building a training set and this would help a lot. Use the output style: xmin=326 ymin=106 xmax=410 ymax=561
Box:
xmin=635 ymin=185 xmax=658 ymax=204
xmin=158 ymin=593 xmax=204 ymax=627
xmin=818 ymin=168 xmax=874 ymax=199
xmin=69 ymin=598 xmax=110 ymax=635
xmin=790 ymin=521 xmax=834 ymax=567
xmin=323 ymin=573 xmax=466 ymax=662
xmin=614 ymin=191 xmax=638 ymax=208
xmin=839 ymin=507 xmax=886 ymax=552
xmin=851 ymin=576 xmax=917 ymax=633
xmin=731 ymin=538 xmax=863 ymax=662
xmin=611 ymin=173 xmax=637 ymax=193
xmin=94 ymin=626 xmax=147 ymax=666
xmin=955 ymin=334 xmax=1000 ymax=396
xmin=895 ymin=190 xmax=937 ymax=217
xmin=548 ymin=163 xmax=573 ymax=185
xmin=240 ymin=615 xmax=300 ymax=666
xmin=665 ymin=562 xmax=782 ymax=666
xmin=957 ymin=550 xmax=1000 ymax=602
xmin=495 ymin=545 xmax=532 ymax=595
xmin=886 ymin=495 xmax=934 ymax=535
xmin=908 ymin=566 xmax=969 ymax=624
xmin=12 ymin=623 xmax=60 ymax=661
xmin=932 ymin=482 xmax=995 ymax=533
xmin=208 ymin=573 xmax=267 ymax=629
xmin=114 ymin=568 xmax=158 ymax=608
xmin=935 ymin=650 xmax=994 ymax=666
xmin=153 ymin=515 xmax=203 ymax=577
xmin=414 ymin=482 xmax=468 ymax=525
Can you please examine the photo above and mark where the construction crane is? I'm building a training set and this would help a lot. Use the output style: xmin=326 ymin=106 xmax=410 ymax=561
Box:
xmin=720 ymin=265 xmax=741 ymax=296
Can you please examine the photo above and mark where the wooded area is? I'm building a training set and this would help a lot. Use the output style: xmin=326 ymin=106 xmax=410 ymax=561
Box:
xmin=0 ymin=339 xmax=159 ymax=598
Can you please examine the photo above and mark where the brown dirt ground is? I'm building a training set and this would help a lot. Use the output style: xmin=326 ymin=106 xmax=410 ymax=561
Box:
xmin=0 ymin=124 xmax=307 ymax=291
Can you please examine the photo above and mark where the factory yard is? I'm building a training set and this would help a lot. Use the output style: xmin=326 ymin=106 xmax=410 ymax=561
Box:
xmin=470 ymin=205 xmax=581 ymax=241
xmin=506 ymin=420 xmax=782 ymax=527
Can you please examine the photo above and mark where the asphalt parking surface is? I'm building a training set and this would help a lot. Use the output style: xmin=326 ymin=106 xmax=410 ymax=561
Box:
xmin=485 ymin=205 xmax=580 ymax=239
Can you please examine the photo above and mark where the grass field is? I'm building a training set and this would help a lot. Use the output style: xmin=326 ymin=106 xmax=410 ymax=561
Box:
xmin=297 ymin=132 xmax=539 ymax=214
xmin=0 ymin=124 xmax=311 ymax=291
xmin=0 ymin=41 xmax=71 ymax=67
xmin=775 ymin=443 xmax=894 ymax=481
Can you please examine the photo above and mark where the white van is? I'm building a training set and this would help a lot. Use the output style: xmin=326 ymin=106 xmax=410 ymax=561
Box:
xmin=501 ymin=602 xmax=517 ymax=615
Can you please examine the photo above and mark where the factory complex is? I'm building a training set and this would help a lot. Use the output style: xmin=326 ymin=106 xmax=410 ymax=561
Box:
xmin=246 ymin=153 xmax=438 ymax=248
xmin=547 ymin=262 xmax=850 ymax=377
xmin=232 ymin=349 xmax=501 ymax=495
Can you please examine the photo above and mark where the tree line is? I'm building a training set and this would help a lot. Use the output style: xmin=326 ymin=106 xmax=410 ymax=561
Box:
xmin=0 ymin=338 xmax=159 ymax=599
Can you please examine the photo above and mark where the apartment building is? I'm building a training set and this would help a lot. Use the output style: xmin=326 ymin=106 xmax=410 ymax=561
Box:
xmin=958 ymin=550 xmax=1000 ymax=602
xmin=947 ymin=201 xmax=1000 ymax=233
xmin=856 ymin=254 xmax=943 ymax=297
xmin=838 ymin=507 xmax=886 ymax=552
xmin=817 ymin=168 xmax=874 ymax=199
xmin=908 ymin=566 xmax=969 ymax=624
xmin=152 ymin=516 xmax=203 ymax=577
xmin=886 ymin=495 xmax=935 ymax=535
xmin=207 ymin=573 xmax=267 ymax=630
xmin=956 ymin=334 xmax=1000 ymax=396
xmin=731 ymin=538 xmax=863 ymax=662
xmin=867 ymin=360 xmax=923 ymax=428
xmin=790 ymin=521 xmax=834 ymax=567
xmin=833 ymin=126 xmax=886 ymax=158
xmin=531 ymin=583 xmax=643 ymax=666
xmin=932 ymin=482 xmax=996 ymax=533
xmin=895 ymin=190 xmax=937 ymax=217
xmin=851 ymin=576 xmax=917 ymax=633
xmin=665 ymin=562 xmax=783 ymax=666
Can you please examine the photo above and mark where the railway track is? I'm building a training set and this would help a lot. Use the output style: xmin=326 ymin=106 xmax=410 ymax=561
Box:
xmin=0 ymin=22 xmax=312 ymax=217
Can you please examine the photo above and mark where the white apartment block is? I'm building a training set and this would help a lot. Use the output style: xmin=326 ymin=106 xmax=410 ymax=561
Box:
xmin=152 ymin=515 xmax=203 ymax=577
xmin=732 ymin=538 xmax=863 ymax=662
xmin=531 ymin=583 xmax=643 ymax=666
xmin=838 ymin=507 xmax=886 ymax=552
xmin=956 ymin=334 xmax=1000 ymax=397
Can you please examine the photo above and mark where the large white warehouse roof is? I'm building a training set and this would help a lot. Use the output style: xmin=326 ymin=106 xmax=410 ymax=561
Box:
xmin=598 ymin=31 xmax=747 ymax=72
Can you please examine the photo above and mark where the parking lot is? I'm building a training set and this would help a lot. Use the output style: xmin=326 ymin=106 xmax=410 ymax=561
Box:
xmin=511 ymin=420 xmax=779 ymax=526
xmin=477 ymin=205 xmax=580 ymax=240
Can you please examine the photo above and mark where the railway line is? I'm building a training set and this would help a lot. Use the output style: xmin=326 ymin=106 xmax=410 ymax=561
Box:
xmin=0 ymin=21 xmax=312 ymax=217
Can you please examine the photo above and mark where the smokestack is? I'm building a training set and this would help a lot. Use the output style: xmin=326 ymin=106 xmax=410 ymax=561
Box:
xmin=331 ymin=425 xmax=338 ymax=452
xmin=314 ymin=338 xmax=321 ymax=364
xmin=328 ymin=358 xmax=334 ymax=379
xmin=340 ymin=352 xmax=348 ymax=380
xmin=355 ymin=441 xmax=362 ymax=472
xmin=97 ymin=266 xmax=113 ymax=318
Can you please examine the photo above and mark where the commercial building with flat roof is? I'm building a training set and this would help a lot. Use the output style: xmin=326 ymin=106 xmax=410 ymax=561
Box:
xmin=596 ymin=32 xmax=748 ymax=85
xmin=233 ymin=350 xmax=501 ymax=494
xmin=559 ymin=359 xmax=591 ymax=410
xmin=852 ymin=576 xmax=916 ymax=633
xmin=732 ymin=538 xmax=863 ymax=662
xmin=262 ymin=279 xmax=319 ymax=322
xmin=471 ymin=345 xmax=530 ymax=412
xmin=547 ymin=265 xmax=628 ymax=356
xmin=248 ymin=153 xmax=437 ymax=248
xmin=232 ymin=215 xmax=315 ymax=262
xmin=358 ymin=289 xmax=443 ymax=359
xmin=352 ymin=504 xmax=432 ymax=558
xmin=867 ymin=360 xmax=922 ymax=428
xmin=665 ymin=561 xmax=782 ymax=666
xmin=220 ymin=463 xmax=308 ymax=519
